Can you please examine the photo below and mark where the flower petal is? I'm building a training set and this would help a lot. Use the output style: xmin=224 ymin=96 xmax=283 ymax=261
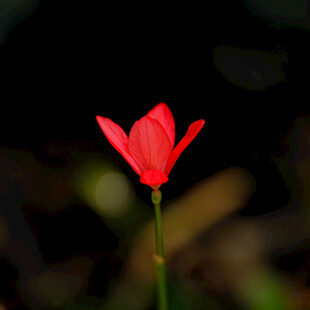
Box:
xmin=140 ymin=170 xmax=169 ymax=187
xmin=96 ymin=116 xmax=141 ymax=175
xmin=128 ymin=116 xmax=173 ymax=172
xmin=147 ymin=102 xmax=175 ymax=147
xmin=165 ymin=119 xmax=205 ymax=175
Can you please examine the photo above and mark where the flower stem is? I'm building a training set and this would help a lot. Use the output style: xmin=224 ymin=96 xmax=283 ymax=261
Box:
xmin=152 ymin=189 xmax=168 ymax=310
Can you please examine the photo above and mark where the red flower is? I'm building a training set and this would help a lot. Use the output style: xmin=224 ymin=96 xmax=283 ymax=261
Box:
xmin=96 ymin=103 xmax=205 ymax=188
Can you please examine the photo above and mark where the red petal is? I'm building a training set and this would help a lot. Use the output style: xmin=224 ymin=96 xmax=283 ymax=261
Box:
xmin=96 ymin=116 xmax=141 ymax=175
xmin=147 ymin=102 xmax=175 ymax=147
xmin=165 ymin=119 xmax=205 ymax=175
xmin=128 ymin=116 xmax=173 ymax=172
xmin=140 ymin=170 xmax=169 ymax=187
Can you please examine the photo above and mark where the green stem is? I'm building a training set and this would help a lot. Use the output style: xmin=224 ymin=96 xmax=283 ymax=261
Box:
xmin=152 ymin=189 xmax=168 ymax=310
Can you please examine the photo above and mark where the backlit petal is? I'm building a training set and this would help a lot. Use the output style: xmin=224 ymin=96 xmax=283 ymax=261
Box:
xmin=96 ymin=116 xmax=141 ymax=175
xmin=147 ymin=102 xmax=175 ymax=147
xmin=140 ymin=170 xmax=169 ymax=187
xmin=128 ymin=116 xmax=173 ymax=172
xmin=165 ymin=119 xmax=205 ymax=175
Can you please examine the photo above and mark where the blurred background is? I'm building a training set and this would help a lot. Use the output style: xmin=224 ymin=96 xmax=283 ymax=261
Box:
xmin=1 ymin=0 xmax=310 ymax=309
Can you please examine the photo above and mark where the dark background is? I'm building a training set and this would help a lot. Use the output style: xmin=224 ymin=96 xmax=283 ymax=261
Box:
xmin=0 ymin=1 xmax=309 ymax=309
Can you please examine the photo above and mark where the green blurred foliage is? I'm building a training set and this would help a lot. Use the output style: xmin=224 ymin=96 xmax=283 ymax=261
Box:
xmin=0 ymin=0 xmax=38 ymax=45
xmin=244 ymin=0 xmax=309 ymax=28
xmin=1 ymin=144 xmax=309 ymax=310
xmin=213 ymin=45 xmax=287 ymax=90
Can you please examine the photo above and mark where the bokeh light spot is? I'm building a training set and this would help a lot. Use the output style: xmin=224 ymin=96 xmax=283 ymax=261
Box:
xmin=29 ymin=271 xmax=82 ymax=307
xmin=95 ymin=172 xmax=131 ymax=217
xmin=70 ymin=159 xmax=133 ymax=219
